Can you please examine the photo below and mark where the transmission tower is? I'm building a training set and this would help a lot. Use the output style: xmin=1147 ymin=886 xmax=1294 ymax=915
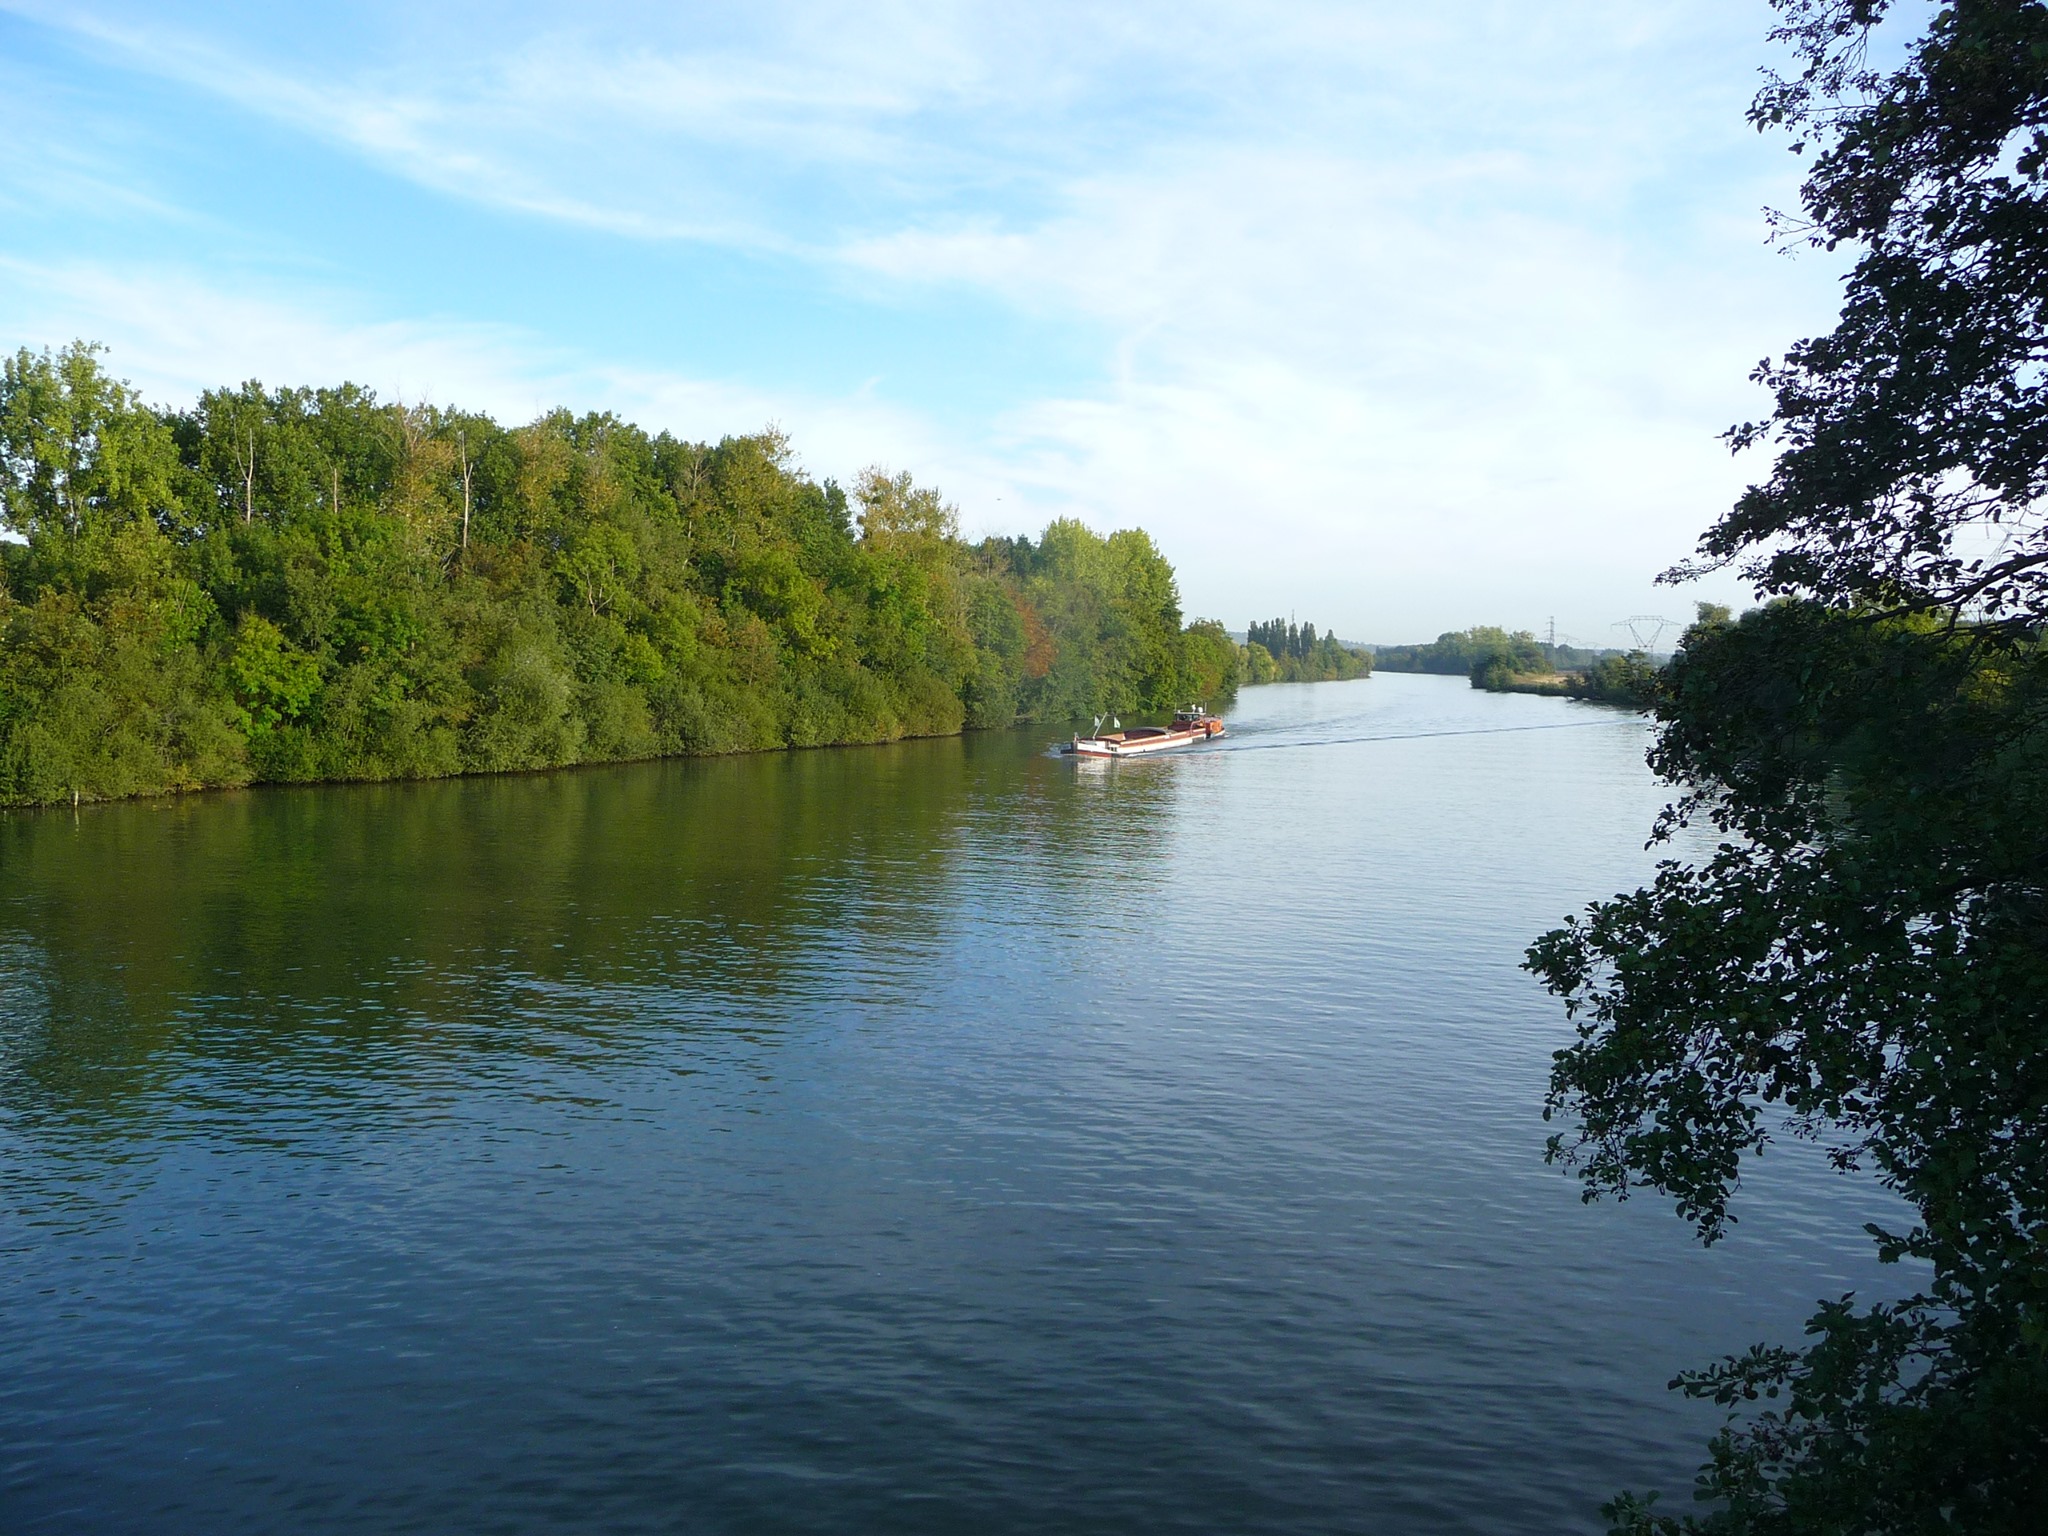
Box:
xmin=1617 ymin=615 xmax=1679 ymax=653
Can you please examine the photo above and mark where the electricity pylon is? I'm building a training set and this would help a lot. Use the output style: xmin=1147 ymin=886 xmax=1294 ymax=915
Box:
xmin=1617 ymin=615 xmax=1679 ymax=653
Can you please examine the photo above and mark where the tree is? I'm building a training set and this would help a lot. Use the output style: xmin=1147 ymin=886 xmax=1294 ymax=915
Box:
xmin=1242 ymin=617 xmax=1372 ymax=685
xmin=1179 ymin=618 xmax=1241 ymax=703
xmin=1683 ymin=0 xmax=2048 ymax=625
xmin=191 ymin=383 xmax=275 ymax=529
xmin=0 ymin=347 xmax=1236 ymax=804
xmin=854 ymin=466 xmax=958 ymax=548
xmin=0 ymin=343 xmax=177 ymax=537
xmin=1465 ymin=629 xmax=1546 ymax=689
xmin=1528 ymin=4 xmax=2048 ymax=1529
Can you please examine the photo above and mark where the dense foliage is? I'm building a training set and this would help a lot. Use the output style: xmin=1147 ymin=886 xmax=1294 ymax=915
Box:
xmin=1560 ymin=649 xmax=1661 ymax=707
xmin=1241 ymin=617 xmax=1372 ymax=684
xmin=1372 ymin=624 xmax=1650 ymax=704
xmin=1376 ymin=625 xmax=1617 ymax=677
xmin=0 ymin=345 xmax=1239 ymax=806
xmin=1685 ymin=0 xmax=2048 ymax=622
xmin=1375 ymin=625 xmax=1542 ymax=675
xmin=1528 ymin=3 xmax=2048 ymax=1530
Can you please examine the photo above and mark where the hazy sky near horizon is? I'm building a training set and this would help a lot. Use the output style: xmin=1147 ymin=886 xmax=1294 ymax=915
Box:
xmin=0 ymin=0 xmax=1852 ymax=644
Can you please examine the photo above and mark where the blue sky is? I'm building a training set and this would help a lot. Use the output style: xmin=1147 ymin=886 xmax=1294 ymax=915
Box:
xmin=0 ymin=1 xmax=1854 ymax=643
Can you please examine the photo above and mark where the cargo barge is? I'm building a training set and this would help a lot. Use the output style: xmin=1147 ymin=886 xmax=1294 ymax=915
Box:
xmin=1060 ymin=706 xmax=1226 ymax=759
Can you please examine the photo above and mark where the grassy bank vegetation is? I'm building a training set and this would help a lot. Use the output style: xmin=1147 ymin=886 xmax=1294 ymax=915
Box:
xmin=0 ymin=343 xmax=1242 ymax=807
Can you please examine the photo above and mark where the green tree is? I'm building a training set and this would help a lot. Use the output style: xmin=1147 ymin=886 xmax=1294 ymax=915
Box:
xmin=0 ymin=342 xmax=178 ymax=537
xmin=1376 ymin=625 xmax=1534 ymax=676
xmin=1241 ymin=616 xmax=1372 ymax=685
xmin=1179 ymin=618 xmax=1241 ymax=702
xmin=228 ymin=612 xmax=321 ymax=731
xmin=1562 ymin=650 xmax=1657 ymax=707
xmin=0 ymin=345 xmax=1234 ymax=804
xmin=1466 ymin=631 xmax=1546 ymax=690
xmin=1527 ymin=4 xmax=2048 ymax=1529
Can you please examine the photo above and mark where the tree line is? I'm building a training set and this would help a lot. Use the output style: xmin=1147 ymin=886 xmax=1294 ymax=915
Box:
xmin=0 ymin=344 xmax=1242 ymax=806
xmin=1240 ymin=617 xmax=1372 ymax=684
xmin=1373 ymin=625 xmax=1652 ymax=705
xmin=1375 ymin=625 xmax=1618 ymax=677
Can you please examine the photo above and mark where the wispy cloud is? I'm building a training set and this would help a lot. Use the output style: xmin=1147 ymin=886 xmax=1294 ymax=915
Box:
xmin=841 ymin=129 xmax=1836 ymax=626
xmin=3 ymin=1 xmax=1756 ymax=246
xmin=0 ymin=0 xmax=1840 ymax=636
xmin=0 ymin=256 xmax=1023 ymax=511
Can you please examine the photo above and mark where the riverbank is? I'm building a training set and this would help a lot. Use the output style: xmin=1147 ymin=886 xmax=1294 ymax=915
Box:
xmin=1472 ymin=650 xmax=1657 ymax=708
xmin=0 ymin=345 xmax=1241 ymax=809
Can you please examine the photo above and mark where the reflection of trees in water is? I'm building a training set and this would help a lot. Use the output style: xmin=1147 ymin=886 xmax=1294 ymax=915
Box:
xmin=0 ymin=729 xmax=1182 ymax=1138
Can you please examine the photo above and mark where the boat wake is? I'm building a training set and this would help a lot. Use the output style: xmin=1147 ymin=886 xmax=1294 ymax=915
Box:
xmin=1046 ymin=713 xmax=1632 ymax=762
xmin=1220 ymin=717 xmax=1630 ymax=753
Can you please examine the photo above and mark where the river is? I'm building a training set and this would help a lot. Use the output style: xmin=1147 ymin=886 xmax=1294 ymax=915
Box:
xmin=0 ymin=673 xmax=1899 ymax=1533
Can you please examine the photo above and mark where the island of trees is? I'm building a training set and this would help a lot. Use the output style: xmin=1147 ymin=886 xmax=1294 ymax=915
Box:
xmin=1240 ymin=618 xmax=1373 ymax=684
xmin=1375 ymin=625 xmax=1655 ymax=706
xmin=0 ymin=344 xmax=1242 ymax=807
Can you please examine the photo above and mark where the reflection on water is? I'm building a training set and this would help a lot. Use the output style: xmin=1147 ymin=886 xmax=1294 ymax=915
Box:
xmin=1 ymin=675 xmax=1901 ymax=1534
xmin=3 ymin=734 xmax=1181 ymax=1132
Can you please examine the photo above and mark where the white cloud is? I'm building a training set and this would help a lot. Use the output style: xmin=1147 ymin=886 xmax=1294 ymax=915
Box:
xmin=0 ymin=0 xmax=1848 ymax=638
xmin=0 ymin=258 xmax=560 ymax=416
xmin=0 ymin=257 xmax=1026 ymax=512
xmin=2 ymin=1 xmax=1759 ymax=243
xmin=846 ymin=134 xmax=1838 ymax=635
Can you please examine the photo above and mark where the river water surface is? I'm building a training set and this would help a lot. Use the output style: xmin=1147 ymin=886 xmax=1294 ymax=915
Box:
xmin=1 ymin=674 xmax=1898 ymax=1533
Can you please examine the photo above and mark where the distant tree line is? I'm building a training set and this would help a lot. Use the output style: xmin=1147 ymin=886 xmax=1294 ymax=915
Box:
xmin=1241 ymin=617 xmax=1372 ymax=685
xmin=1374 ymin=625 xmax=1652 ymax=707
xmin=1375 ymin=626 xmax=1617 ymax=676
xmin=0 ymin=343 xmax=1243 ymax=807
xmin=1245 ymin=616 xmax=1322 ymax=660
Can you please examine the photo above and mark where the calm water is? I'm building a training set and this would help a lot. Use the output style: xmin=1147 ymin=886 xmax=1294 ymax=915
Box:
xmin=0 ymin=674 xmax=1900 ymax=1534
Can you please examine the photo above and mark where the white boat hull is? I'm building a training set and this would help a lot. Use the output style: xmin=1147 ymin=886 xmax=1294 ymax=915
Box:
xmin=1061 ymin=724 xmax=1221 ymax=758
